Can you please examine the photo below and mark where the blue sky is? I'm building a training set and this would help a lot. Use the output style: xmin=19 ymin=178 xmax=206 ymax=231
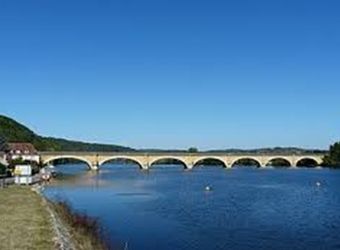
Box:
xmin=1 ymin=0 xmax=339 ymax=150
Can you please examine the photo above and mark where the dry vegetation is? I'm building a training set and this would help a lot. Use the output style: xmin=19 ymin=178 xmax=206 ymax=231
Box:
xmin=0 ymin=186 xmax=54 ymax=250
xmin=51 ymin=201 xmax=109 ymax=250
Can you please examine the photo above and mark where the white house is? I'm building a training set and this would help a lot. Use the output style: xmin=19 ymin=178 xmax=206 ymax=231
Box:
xmin=6 ymin=143 xmax=40 ymax=163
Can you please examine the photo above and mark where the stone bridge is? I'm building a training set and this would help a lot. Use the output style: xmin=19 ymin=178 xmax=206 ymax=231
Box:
xmin=39 ymin=152 xmax=324 ymax=170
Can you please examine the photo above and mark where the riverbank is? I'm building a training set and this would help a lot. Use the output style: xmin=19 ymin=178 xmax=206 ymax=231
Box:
xmin=0 ymin=186 xmax=55 ymax=250
xmin=49 ymin=199 xmax=109 ymax=250
xmin=0 ymin=186 xmax=109 ymax=250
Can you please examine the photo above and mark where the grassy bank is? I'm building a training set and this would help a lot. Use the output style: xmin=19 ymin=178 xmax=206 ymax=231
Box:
xmin=0 ymin=186 xmax=110 ymax=250
xmin=0 ymin=186 xmax=55 ymax=250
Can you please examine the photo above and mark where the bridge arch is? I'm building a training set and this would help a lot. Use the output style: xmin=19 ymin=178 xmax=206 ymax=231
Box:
xmin=193 ymin=157 xmax=227 ymax=168
xmin=296 ymin=157 xmax=320 ymax=167
xmin=42 ymin=156 xmax=93 ymax=170
xmin=99 ymin=157 xmax=145 ymax=169
xmin=265 ymin=157 xmax=292 ymax=167
xmin=149 ymin=157 xmax=188 ymax=169
xmin=231 ymin=157 xmax=261 ymax=168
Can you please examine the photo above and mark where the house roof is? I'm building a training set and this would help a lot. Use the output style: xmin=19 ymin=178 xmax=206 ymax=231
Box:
xmin=7 ymin=143 xmax=38 ymax=154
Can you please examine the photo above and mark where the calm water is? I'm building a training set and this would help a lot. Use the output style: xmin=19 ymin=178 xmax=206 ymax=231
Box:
xmin=43 ymin=164 xmax=340 ymax=250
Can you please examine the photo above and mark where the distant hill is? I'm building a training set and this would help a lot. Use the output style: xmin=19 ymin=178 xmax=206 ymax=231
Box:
xmin=205 ymin=147 xmax=327 ymax=155
xmin=0 ymin=115 xmax=134 ymax=152
xmin=0 ymin=115 xmax=326 ymax=154
xmin=139 ymin=146 xmax=327 ymax=154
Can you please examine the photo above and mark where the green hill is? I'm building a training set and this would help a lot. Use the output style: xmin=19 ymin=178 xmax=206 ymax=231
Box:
xmin=0 ymin=115 xmax=326 ymax=154
xmin=0 ymin=115 xmax=133 ymax=152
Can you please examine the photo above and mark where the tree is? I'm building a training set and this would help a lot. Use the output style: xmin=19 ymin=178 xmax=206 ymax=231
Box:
xmin=8 ymin=157 xmax=25 ymax=170
xmin=188 ymin=147 xmax=198 ymax=153
xmin=323 ymin=142 xmax=340 ymax=167
xmin=7 ymin=157 xmax=42 ymax=175
xmin=0 ymin=163 xmax=6 ymax=175
xmin=0 ymin=135 xmax=7 ymax=151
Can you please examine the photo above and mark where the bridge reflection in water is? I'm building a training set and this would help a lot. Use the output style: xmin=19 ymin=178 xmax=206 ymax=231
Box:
xmin=39 ymin=152 xmax=324 ymax=170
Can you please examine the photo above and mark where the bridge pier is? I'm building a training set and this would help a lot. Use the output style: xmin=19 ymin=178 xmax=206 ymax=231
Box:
xmin=89 ymin=160 xmax=99 ymax=171
xmin=90 ymin=165 xmax=99 ymax=171
xmin=141 ymin=164 xmax=149 ymax=170
xmin=186 ymin=164 xmax=194 ymax=170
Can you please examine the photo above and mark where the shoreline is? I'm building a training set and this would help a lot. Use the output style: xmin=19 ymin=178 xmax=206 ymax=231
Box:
xmin=32 ymin=185 xmax=76 ymax=250
xmin=35 ymin=185 xmax=110 ymax=250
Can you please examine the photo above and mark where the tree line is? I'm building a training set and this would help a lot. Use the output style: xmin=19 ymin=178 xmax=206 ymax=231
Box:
xmin=322 ymin=142 xmax=340 ymax=167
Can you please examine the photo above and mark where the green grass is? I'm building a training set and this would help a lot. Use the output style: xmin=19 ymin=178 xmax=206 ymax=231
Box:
xmin=0 ymin=186 xmax=55 ymax=250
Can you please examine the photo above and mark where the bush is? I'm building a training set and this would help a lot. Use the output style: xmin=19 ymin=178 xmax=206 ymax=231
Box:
xmin=188 ymin=147 xmax=198 ymax=153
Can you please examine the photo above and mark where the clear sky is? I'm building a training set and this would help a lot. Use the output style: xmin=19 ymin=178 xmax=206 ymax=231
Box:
xmin=1 ymin=0 xmax=339 ymax=150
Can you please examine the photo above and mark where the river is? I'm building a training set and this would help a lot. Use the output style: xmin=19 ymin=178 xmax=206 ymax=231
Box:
xmin=43 ymin=163 xmax=340 ymax=250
